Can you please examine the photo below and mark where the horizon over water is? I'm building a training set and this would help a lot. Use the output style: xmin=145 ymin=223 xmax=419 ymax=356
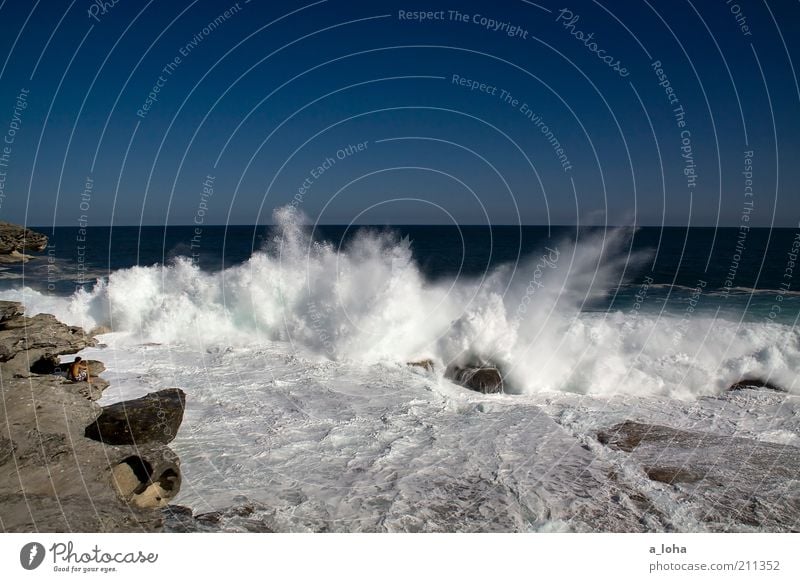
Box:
xmin=5 ymin=221 xmax=798 ymax=325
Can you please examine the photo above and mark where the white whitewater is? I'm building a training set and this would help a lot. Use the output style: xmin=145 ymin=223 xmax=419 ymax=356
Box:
xmin=2 ymin=207 xmax=798 ymax=531
xmin=4 ymin=206 xmax=798 ymax=398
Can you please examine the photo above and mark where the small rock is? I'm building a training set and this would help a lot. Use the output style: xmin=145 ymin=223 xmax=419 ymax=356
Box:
xmin=597 ymin=421 xmax=652 ymax=452
xmin=163 ymin=504 xmax=194 ymax=518
xmin=84 ymin=359 xmax=105 ymax=376
xmin=728 ymin=378 xmax=786 ymax=392
xmin=195 ymin=511 xmax=223 ymax=524
xmin=407 ymin=359 xmax=434 ymax=372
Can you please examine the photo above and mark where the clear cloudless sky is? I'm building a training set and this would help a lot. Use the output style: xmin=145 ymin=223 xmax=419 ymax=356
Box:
xmin=0 ymin=0 xmax=798 ymax=227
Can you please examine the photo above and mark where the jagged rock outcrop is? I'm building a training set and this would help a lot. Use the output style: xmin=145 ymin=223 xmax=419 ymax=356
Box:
xmin=0 ymin=222 xmax=48 ymax=263
xmin=0 ymin=301 xmax=23 ymax=322
xmin=0 ymin=301 xmax=96 ymax=377
xmin=0 ymin=302 xmax=185 ymax=531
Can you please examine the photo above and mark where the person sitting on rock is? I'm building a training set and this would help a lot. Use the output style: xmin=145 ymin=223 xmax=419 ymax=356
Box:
xmin=67 ymin=357 xmax=90 ymax=383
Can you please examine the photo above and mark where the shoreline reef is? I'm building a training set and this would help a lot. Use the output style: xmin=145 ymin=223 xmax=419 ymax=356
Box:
xmin=0 ymin=298 xmax=187 ymax=531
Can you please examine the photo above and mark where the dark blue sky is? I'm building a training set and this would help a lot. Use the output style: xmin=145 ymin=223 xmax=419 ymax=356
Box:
xmin=0 ymin=0 xmax=798 ymax=226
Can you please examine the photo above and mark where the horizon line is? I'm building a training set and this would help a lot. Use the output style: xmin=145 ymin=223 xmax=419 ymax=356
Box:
xmin=26 ymin=223 xmax=800 ymax=229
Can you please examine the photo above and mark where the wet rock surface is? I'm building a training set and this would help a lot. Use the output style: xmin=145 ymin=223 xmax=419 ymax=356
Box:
xmin=407 ymin=359 xmax=435 ymax=372
xmin=445 ymin=364 xmax=504 ymax=394
xmin=597 ymin=420 xmax=800 ymax=531
xmin=728 ymin=378 xmax=787 ymax=392
xmin=162 ymin=499 xmax=275 ymax=533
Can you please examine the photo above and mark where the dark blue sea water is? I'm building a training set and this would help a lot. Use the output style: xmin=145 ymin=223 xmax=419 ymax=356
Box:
xmin=3 ymin=225 xmax=799 ymax=323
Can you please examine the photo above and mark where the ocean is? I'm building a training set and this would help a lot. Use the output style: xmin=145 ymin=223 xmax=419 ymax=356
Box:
xmin=1 ymin=210 xmax=798 ymax=531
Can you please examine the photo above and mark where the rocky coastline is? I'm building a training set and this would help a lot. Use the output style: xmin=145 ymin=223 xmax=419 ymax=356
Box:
xmin=0 ymin=299 xmax=186 ymax=532
xmin=0 ymin=221 xmax=49 ymax=264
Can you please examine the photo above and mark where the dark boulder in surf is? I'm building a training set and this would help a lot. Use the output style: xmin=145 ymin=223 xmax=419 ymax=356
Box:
xmin=85 ymin=388 xmax=186 ymax=446
xmin=445 ymin=364 xmax=504 ymax=394
xmin=597 ymin=421 xmax=655 ymax=452
xmin=728 ymin=378 xmax=786 ymax=393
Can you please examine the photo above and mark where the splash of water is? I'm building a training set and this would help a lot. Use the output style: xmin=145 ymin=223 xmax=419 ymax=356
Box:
xmin=3 ymin=206 xmax=797 ymax=397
